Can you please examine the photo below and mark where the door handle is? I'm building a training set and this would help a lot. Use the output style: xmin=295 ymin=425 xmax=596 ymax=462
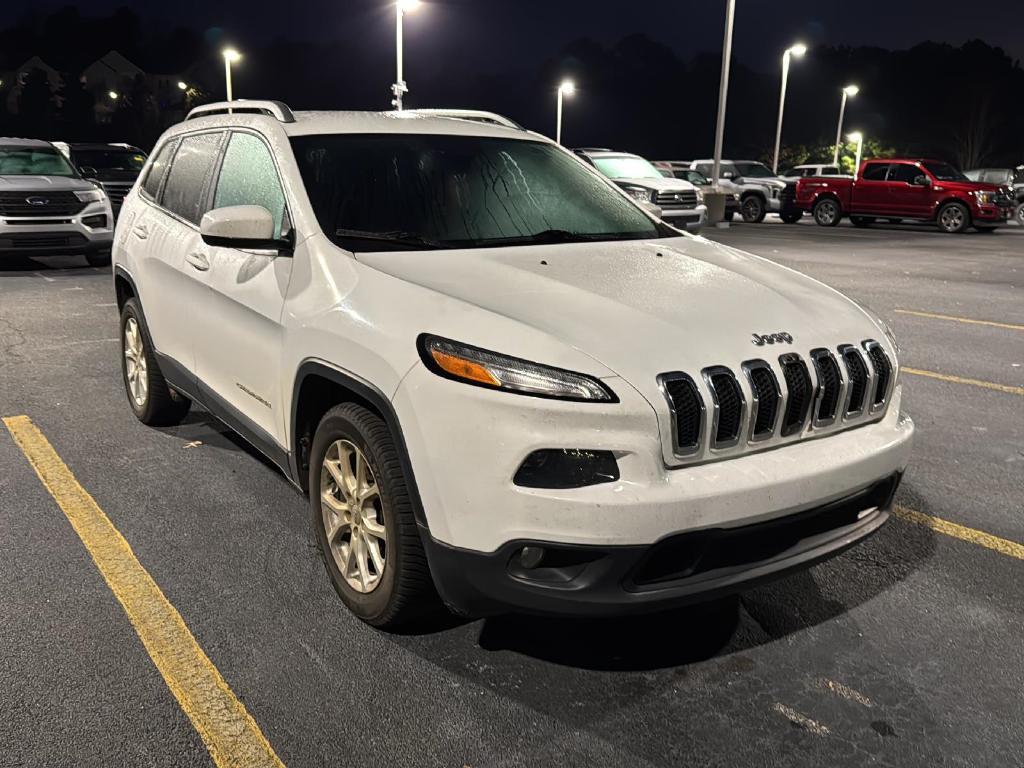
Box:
xmin=186 ymin=251 xmax=210 ymax=272
xmin=132 ymin=224 xmax=149 ymax=240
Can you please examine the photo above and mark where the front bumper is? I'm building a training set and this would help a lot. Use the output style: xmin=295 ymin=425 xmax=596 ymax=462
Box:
xmin=662 ymin=204 xmax=707 ymax=232
xmin=972 ymin=203 xmax=1014 ymax=224
xmin=424 ymin=473 xmax=899 ymax=617
xmin=0 ymin=202 xmax=114 ymax=255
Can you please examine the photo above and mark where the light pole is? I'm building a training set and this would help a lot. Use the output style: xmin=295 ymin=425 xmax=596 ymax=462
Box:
xmin=772 ymin=43 xmax=807 ymax=174
xmin=832 ymin=84 xmax=859 ymax=165
xmin=222 ymin=48 xmax=241 ymax=108
xmin=555 ymin=80 xmax=575 ymax=145
xmin=847 ymin=131 xmax=864 ymax=178
xmin=392 ymin=0 xmax=422 ymax=110
xmin=711 ymin=0 xmax=736 ymax=185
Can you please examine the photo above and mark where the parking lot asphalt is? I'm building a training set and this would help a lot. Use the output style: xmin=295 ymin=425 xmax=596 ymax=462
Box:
xmin=1 ymin=219 xmax=1022 ymax=768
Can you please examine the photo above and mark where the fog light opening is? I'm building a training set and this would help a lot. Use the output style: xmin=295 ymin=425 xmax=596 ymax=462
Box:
xmin=518 ymin=545 xmax=545 ymax=569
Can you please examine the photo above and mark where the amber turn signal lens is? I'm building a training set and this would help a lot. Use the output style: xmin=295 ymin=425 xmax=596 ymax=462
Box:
xmin=429 ymin=349 xmax=500 ymax=387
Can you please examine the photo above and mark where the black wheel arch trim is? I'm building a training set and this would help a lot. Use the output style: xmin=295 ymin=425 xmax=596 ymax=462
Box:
xmin=291 ymin=360 xmax=430 ymax=528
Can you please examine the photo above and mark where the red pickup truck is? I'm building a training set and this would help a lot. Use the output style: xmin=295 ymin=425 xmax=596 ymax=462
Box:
xmin=791 ymin=159 xmax=1015 ymax=233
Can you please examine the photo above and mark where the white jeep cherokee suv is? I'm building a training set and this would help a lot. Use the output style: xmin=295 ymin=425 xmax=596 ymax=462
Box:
xmin=112 ymin=101 xmax=914 ymax=628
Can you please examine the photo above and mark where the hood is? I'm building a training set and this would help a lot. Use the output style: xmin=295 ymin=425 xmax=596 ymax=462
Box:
xmin=612 ymin=176 xmax=696 ymax=192
xmin=744 ymin=176 xmax=786 ymax=190
xmin=357 ymin=237 xmax=885 ymax=391
xmin=0 ymin=175 xmax=95 ymax=192
xmin=937 ymin=179 xmax=1004 ymax=193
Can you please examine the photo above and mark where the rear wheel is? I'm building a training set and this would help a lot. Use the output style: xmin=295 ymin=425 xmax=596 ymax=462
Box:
xmin=812 ymin=197 xmax=842 ymax=227
xmin=120 ymin=298 xmax=191 ymax=426
xmin=740 ymin=195 xmax=767 ymax=223
xmin=937 ymin=201 xmax=970 ymax=233
xmin=311 ymin=403 xmax=436 ymax=628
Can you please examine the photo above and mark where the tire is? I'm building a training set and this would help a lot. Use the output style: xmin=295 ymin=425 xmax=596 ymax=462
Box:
xmin=812 ymin=197 xmax=842 ymax=227
xmin=1015 ymin=204 xmax=1024 ymax=226
xmin=779 ymin=210 xmax=802 ymax=224
xmin=120 ymin=298 xmax=191 ymax=426
xmin=851 ymin=216 xmax=874 ymax=228
xmin=937 ymin=201 xmax=970 ymax=233
xmin=86 ymin=250 xmax=111 ymax=267
xmin=740 ymin=195 xmax=767 ymax=223
xmin=311 ymin=403 xmax=436 ymax=628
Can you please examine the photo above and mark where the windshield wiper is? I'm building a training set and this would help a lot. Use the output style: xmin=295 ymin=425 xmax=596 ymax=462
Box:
xmin=333 ymin=228 xmax=447 ymax=250
xmin=480 ymin=229 xmax=615 ymax=246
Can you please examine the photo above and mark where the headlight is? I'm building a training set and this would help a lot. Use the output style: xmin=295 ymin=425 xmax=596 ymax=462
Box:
xmin=694 ymin=189 xmax=705 ymax=204
xmin=418 ymin=335 xmax=617 ymax=402
xmin=75 ymin=188 xmax=106 ymax=203
xmin=973 ymin=190 xmax=995 ymax=205
xmin=622 ymin=186 xmax=652 ymax=204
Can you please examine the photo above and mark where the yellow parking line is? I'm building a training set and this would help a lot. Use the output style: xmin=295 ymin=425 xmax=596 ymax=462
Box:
xmin=895 ymin=309 xmax=1024 ymax=332
xmin=2 ymin=415 xmax=285 ymax=768
xmin=903 ymin=368 xmax=1024 ymax=396
xmin=895 ymin=506 xmax=1024 ymax=561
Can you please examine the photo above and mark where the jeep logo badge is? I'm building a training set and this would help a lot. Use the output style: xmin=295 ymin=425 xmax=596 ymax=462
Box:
xmin=751 ymin=332 xmax=794 ymax=346
xmin=26 ymin=196 xmax=49 ymax=206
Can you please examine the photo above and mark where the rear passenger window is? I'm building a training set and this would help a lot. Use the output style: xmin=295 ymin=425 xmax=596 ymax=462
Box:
xmin=141 ymin=139 xmax=177 ymax=200
xmin=213 ymin=132 xmax=288 ymax=238
xmin=861 ymin=163 xmax=889 ymax=181
xmin=823 ymin=167 xmax=840 ymax=175
xmin=887 ymin=164 xmax=920 ymax=184
xmin=161 ymin=132 xmax=223 ymax=225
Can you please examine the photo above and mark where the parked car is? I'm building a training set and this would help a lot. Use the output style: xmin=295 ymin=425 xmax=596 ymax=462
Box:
xmin=113 ymin=100 xmax=913 ymax=628
xmin=794 ymin=158 xmax=1016 ymax=233
xmin=964 ymin=166 xmax=1024 ymax=225
xmin=780 ymin=164 xmax=847 ymax=180
xmin=653 ymin=161 xmax=740 ymax=220
xmin=0 ymin=138 xmax=113 ymax=266
xmin=575 ymin=149 xmax=707 ymax=232
xmin=687 ymin=159 xmax=787 ymax=223
xmin=54 ymin=142 xmax=148 ymax=219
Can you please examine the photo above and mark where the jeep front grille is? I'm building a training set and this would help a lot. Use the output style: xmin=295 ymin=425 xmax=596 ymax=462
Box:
xmin=659 ymin=340 xmax=895 ymax=463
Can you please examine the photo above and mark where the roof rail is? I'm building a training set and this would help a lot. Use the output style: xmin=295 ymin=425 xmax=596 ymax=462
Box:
xmin=409 ymin=109 xmax=523 ymax=130
xmin=186 ymin=100 xmax=296 ymax=124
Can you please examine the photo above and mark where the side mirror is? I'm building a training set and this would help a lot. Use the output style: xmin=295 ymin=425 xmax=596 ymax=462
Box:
xmin=913 ymin=174 xmax=932 ymax=187
xmin=639 ymin=200 xmax=663 ymax=219
xmin=79 ymin=166 xmax=98 ymax=178
xmin=200 ymin=205 xmax=291 ymax=251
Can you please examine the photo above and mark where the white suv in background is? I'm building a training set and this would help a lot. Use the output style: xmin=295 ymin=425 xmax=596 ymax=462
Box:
xmin=113 ymin=101 xmax=913 ymax=628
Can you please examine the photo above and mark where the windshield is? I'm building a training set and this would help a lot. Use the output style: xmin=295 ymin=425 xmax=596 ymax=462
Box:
xmin=733 ymin=162 xmax=775 ymax=178
xmin=291 ymin=134 xmax=670 ymax=251
xmin=922 ymin=161 xmax=967 ymax=182
xmin=0 ymin=146 xmax=77 ymax=177
xmin=683 ymin=170 xmax=709 ymax=185
xmin=73 ymin=149 xmax=147 ymax=172
xmin=591 ymin=155 xmax=663 ymax=180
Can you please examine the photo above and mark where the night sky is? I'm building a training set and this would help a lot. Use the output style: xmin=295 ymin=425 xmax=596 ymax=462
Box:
xmin=11 ymin=0 xmax=1024 ymax=76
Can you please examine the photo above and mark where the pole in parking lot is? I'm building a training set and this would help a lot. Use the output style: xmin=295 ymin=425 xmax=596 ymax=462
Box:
xmin=848 ymin=132 xmax=864 ymax=178
xmin=711 ymin=0 xmax=736 ymax=186
xmin=832 ymin=84 xmax=859 ymax=165
xmin=222 ymin=48 xmax=241 ymax=110
xmin=772 ymin=43 xmax=807 ymax=174
xmin=392 ymin=0 xmax=422 ymax=110
xmin=556 ymin=80 xmax=575 ymax=145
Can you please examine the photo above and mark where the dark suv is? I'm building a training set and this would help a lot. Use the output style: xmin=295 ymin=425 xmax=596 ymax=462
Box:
xmin=55 ymin=143 xmax=148 ymax=219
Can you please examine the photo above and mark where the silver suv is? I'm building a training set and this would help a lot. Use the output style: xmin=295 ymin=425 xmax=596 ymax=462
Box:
xmin=0 ymin=138 xmax=113 ymax=266
xmin=689 ymin=159 xmax=787 ymax=223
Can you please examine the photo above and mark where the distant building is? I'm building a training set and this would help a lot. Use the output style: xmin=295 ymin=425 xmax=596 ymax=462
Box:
xmin=4 ymin=56 xmax=64 ymax=114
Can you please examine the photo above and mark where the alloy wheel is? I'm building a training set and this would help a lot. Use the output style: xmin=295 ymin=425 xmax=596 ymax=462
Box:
xmin=123 ymin=317 xmax=148 ymax=408
xmin=940 ymin=205 xmax=965 ymax=232
xmin=320 ymin=439 xmax=387 ymax=594
xmin=816 ymin=200 xmax=838 ymax=226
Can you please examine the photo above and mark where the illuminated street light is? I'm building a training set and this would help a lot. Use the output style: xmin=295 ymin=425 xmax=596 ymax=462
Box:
xmin=555 ymin=80 xmax=575 ymax=145
xmin=177 ymin=81 xmax=188 ymax=91
xmin=772 ymin=42 xmax=807 ymax=174
xmin=108 ymin=91 xmax=119 ymax=100
xmin=833 ymin=84 xmax=860 ymax=165
xmin=848 ymin=131 xmax=864 ymax=178
xmin=222 ymin=48 xmax=241 ymax=107
xmin=392 ymin=0 xmax=422 ymax=110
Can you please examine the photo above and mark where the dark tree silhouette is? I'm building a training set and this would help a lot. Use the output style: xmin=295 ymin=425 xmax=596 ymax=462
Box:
xmin=17 ymin=68 xmax=56 ymax=137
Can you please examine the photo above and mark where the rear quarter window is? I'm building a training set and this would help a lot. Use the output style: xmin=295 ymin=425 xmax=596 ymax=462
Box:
xmin=141 ymin=140 xmax=178 ymax=200
xmin=160 ymin=132 xmax=224 ymax=225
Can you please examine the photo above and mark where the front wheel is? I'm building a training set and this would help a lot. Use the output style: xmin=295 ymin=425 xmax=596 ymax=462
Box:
xmin=311 ymin=403 xmax=437 ymax=628
xmin=812 ymin=197 xmax=842 ymax=227
xmin=937 ymin=201 xmax=970 ymax=233
xmin=1015 ymin=203 xmax=1024 ymax=226
xmin=740 ymin=195 xmax=767 ymax=223
xmin=120 ymin=298 xmax=191 ymax=426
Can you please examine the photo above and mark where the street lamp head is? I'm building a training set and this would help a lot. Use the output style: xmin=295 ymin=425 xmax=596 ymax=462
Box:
xmin=222 ymin=48 xmax=242 ymax=63
xmin=559 ymin=80 xmax=575 ymax=96
xmin=177 ymin=81 xmax=188 ymax=91
xmin=843 ymin=84 xmax=860 ymax=97
xmin=789 ymin=43 xmax=808 ymax=57
xmin=108 ymin=90 xmax=119 ymax=100
xmin=847 ymin=131 xmax=863 ymax=143
xmin=399 ymin=0 xmax=421 ymax=11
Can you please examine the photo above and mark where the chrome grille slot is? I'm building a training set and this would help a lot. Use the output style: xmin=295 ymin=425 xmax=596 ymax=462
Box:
xmin=659 ymin=373 xmax=705 ymax=456
xmin=810 ymin=348 xmax=843 ymax=426
xmin=779 ymin=354 xmax=812 ymax=436
xmin=655 ymin=189 xmax=698 ymax=209
xmin=702 ymin=367 xmax=745 ymax=449
xmin=840 ymin=345 xmax=870 ymax=417
xmin=743 ymin=360 xmax=780 ymax=441
xmin=863 ymin=340 xmax=892 ymax=409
